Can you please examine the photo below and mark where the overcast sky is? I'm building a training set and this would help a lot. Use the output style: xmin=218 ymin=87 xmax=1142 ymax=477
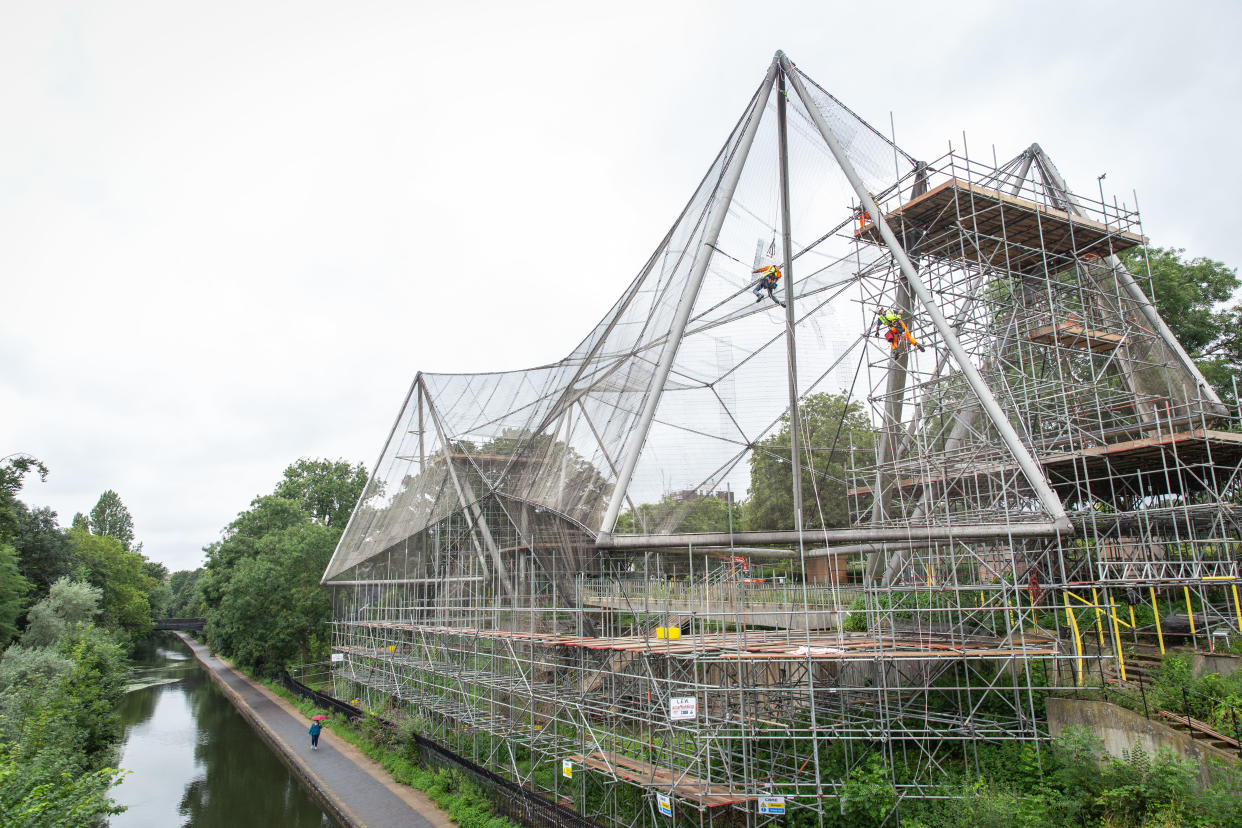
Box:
xmin=3 ymin=0 xmax=1240 ymax=572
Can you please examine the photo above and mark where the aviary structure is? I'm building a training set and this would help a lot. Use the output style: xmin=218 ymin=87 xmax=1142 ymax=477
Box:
xmin=322 ymin=52 xmax=1242 ymax=826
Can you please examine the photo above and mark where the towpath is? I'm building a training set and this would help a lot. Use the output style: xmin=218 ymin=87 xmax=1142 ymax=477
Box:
xmin=176 ymin=632 xmax=453 ymax=828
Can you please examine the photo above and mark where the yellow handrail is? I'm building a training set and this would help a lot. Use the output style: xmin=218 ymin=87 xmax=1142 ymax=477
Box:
xmin=1150 ymin=586 xmax=1165 ymax=655
xmin=1065 ymin=606 xmax=1085 ymax=686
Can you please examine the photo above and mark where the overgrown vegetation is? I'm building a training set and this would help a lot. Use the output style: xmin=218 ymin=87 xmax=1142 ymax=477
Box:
xmin=893 ymin=728 xmax=1242 ymax=828
xmin=0 ymin=455 xmax=174 ymax=824
xmin=0 ymin=579 xmax=129 ymax=825
xmin=1144 ymin=653 xmax=1242 ymax=735
xmin=196 ymin=458 xmax=366 ymax=673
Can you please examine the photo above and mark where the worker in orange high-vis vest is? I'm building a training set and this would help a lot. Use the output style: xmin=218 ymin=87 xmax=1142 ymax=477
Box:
xmin=751 ymin=264 xmax=785 ymax=307
xmin=876 ymin=308 xmax=925 ymax=353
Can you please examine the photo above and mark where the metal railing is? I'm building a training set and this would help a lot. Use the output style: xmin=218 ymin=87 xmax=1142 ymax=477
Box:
xmin=578 ymin=577 xmax=859 ymax=611
xmin=1083 ymin=664 xmax=1242 ymax=758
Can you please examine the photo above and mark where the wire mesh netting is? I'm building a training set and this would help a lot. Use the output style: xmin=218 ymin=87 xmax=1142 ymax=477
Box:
xmin=321 ymin=53 xmax=1242 ymax=827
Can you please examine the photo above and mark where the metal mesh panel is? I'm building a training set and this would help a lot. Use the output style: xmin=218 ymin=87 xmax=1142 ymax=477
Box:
xmin=320 ymin=54 xmax=1242 ymax=827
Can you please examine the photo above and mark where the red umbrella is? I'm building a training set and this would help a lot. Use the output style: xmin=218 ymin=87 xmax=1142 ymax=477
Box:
xmin=311 ymin=715 xmax=328 ymax=721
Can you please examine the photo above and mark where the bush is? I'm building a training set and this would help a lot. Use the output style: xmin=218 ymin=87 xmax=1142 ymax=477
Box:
xmin=0 ymin=617 xmax=128 ymax=825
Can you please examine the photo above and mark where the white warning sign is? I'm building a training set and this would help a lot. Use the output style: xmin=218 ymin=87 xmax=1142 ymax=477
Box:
xmin=758 ymin=796 xmax=785 ymax=815
xmin=669 ymin=696 xmax=697 ymax=721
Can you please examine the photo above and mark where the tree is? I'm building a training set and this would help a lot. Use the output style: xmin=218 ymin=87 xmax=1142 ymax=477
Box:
xmin=201 ymin=458 xmax=366 ymax=672
xmin=0 ymin=545 xmax=29 ymax=646
xmin=0 ymin=582 xmax=126 ymax=826
xmin=12 ymin=504 xmax=75 ymax=599
xmin=88 ymin=490 xmax=135 ymax=551
xmin=746 ymin=392 xmax=876 ymax=531
xmin=68 ymin=529 xmax=156 ymax=644
xmin=1121 ymin=246 xmax=1241 ymax=403
xmin=615 ymin=494 xmax=739 ymax=534
xmin=0 ymin=455 xmax=47 ymax=545
xmin=54 ymin=623 xmax=128 ymax=763
xmin=272 ymin=458 xmax=368 ymax=529
xmin=167 ymin=568 xmax=205 ymax=618
xmin=21 ymin=578 xmax=103 ymax=648
xmin=203 ymin=521 xmax=338 ymax=671
xmin=141 ymin=560 xmax=172 ymax=617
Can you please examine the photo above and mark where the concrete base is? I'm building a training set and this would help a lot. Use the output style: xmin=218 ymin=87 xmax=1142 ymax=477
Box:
xmin=1046 ymin=697 xmax=1237 ymax=786
xmin=1193 ymin=651 xmax=1242 ymax=678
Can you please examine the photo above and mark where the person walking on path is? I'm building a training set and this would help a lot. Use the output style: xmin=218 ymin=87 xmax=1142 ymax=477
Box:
xmin=309 ymin=718 xmax=324 ymax=750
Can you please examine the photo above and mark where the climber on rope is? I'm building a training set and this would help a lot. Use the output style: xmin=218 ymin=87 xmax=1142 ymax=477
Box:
xmin=857 ymin=193 xmax=880 ymax=232
xmin=751 ymin=264 xmax=785 ymax=308
xmin=876 ymin=308 xmax=925 ymax=353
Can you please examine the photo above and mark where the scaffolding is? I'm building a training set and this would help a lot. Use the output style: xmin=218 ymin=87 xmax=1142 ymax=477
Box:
xmin=322 ymin=52 xmax=1242 ymax=826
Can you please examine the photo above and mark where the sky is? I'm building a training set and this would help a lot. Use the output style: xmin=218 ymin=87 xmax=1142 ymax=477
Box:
xmin=3 ymin=0 xmax=1241 ymax=572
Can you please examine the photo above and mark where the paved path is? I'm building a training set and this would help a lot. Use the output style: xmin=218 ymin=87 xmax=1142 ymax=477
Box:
xmin=177 ymin=633 xmax=454 ymax=828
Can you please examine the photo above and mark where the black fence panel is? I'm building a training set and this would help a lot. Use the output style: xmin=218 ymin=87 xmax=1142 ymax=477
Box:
xmin=277 ymin=672 xmax=601 ymax=828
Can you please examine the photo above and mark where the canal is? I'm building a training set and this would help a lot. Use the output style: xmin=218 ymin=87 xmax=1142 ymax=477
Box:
xmin=112 ymin=633 xmax=337 ymax=827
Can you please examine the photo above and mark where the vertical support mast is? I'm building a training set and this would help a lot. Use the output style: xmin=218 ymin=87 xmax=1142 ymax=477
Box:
xmin=597 ymin=61 xmax=779 ymax=538
xmin=780 ymin=54 xmax=1071 ymax=530
xmin=776 ymin=65 xmax=803 ymax=538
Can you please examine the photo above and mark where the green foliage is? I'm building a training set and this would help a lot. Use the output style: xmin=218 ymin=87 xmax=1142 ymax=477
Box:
xmin=87 ymin=489 xmax=136 ymax=551
xmin=53 ymin=624 xmax=128 ymax=762
xmin=10 ymin=504 xmax=75 ymax=600
xmin=842 ymin=594 xmax=868 ymax=632
xmin=831 ymin=753 xmax=896 ymax=827
xmin=273 ymin=458 xmax=369 ymax=529
xmin=0 ymin=598 xmax=128 ymax=825
xmin=0 ymin=545 xmax=29 ymax=646
xmin=1122 ymin=246 xmax=1241 ymax=403
xmin=614 ymin=494 xmax=738 ymax=534
xmin=166 ymin=568 xmax=205 ymax=617
xmin=202 ymin=458 xmax=366 ymax=672
xmin=0 ymin=646 xmax=73 ymax=690
xmin=747 ymin=392 xmax=875 ymax=531
xmin=0 ymin=456 xmax=47 ymax=546
xmin=21 ymin=578 xmax=102 ymax=648
xmin=69 ymin=528 xmax=157 ymax=644
xmin=0 ymin=743 xmax=125 ymax=828
xmin=1146 ymin=652 xmax=1242 ymax=736
xmin=141 ymin=560 xmax=172 ymax=617
xmin=204 ymin=520 xmax=338 ymax=670
xmin=896 ymin=727 xmax=1241 ymax=827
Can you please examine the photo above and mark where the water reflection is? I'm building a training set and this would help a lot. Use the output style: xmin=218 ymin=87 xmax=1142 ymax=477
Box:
xmin=112 ymin=634 xmax=335 ymax=827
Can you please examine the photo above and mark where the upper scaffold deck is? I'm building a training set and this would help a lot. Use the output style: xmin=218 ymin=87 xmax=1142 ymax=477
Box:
xmin=855 ymin=178 xmax=1144 ymax=273
xmin=568 ymin=751 xmax=754 ymax=807
xmin=850 ymin=429 xmax=1242 ymax=500
xmin=339 ymin=621 xmax=1058 ymax=662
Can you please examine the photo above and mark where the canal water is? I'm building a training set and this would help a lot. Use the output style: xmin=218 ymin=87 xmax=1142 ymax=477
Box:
xmin=112 ymin=634 xmax=336 ymax=827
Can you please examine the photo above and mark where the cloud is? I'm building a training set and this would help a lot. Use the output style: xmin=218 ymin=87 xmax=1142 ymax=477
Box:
xmin=3 ymin=0 xmax=1240 ymax=570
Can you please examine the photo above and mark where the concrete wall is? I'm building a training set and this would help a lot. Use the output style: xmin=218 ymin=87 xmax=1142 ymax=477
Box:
xmin=1192 ymin=652 xmax=1242 ymax=678
xmin=1046 ymin=698 xmax=1236 ymax=786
